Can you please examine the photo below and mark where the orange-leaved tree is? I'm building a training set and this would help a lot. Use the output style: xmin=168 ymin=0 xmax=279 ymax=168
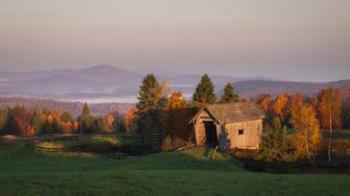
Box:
xmin=123 ymin=107 xmax=137 ymax=132
xmin=161 ymin=91 xmax=191 ymax=150
xmin=292 ymin=103 xmax=321 ymax=163
xmin=316 ymin=88 xmax=343 ymax=162
xmin=273 ymin=94 xmax=289 ymax=125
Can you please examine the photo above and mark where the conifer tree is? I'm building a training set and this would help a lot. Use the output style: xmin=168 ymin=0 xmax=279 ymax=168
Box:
xmin=137 ymin=74 xmax=162 ymax=113
xmin=220 ymin=83 xmax=239 ymax=103
xmin=31 ymin=108 xmax=43 ymax=134
xmin=0 ymin=108 xmax=10 ymax=132
xmin=192 ymin=74 xmax=216 ymax=106
xmin=78 ymin=103 xmax=97 ymax=133
xmin=136 ymin=74 xmax=164 ymax=142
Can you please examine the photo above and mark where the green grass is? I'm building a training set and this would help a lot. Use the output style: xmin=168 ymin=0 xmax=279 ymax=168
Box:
xmin=0 ymin=145 xmax=349 ymax=195
xmin=34 ymin=135 xmax=121 ymax=150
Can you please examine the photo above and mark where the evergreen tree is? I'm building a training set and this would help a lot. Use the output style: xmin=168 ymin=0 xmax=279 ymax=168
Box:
xmin=192 ymin=74 xmax=216 ymax=106
xmin=258 ymin=126 xmax=293 ymax=162
xmin=31 ymin=108 xmax=43 ymax=134
xmin=78 ymin=103 xmax=97 ymax=133
xmin=137 ymin=74 xmax=162 ymax=113
xmin=0 ymin=108 xmax=10 ymax=133
xmin=116 ymin=117 xmax=127 ymax=133
xmin=343 ymin=97 xmax=350 ymax=129
xmin=220 ymin=83 xmax=239 ymax=103
xmin=136 ymin=74 xmax=167 ymax=144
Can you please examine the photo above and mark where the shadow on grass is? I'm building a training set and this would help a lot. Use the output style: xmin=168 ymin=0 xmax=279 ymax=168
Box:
xmin=116 ymin=146 xmax=244 ymax=172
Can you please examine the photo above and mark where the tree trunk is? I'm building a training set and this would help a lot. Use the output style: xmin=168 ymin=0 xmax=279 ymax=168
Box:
xmin=328 ymin=102 xmax=333 ymax=163
xmin=304 ymin=129 xmax=311 ymax=163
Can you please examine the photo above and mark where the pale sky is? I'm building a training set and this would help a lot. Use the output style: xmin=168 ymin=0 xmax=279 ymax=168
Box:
xmin=0 ymin=0 xmax=349 ymax=81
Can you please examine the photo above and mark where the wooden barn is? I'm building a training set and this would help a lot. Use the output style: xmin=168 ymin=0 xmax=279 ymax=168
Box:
xmin=190 ymin=102 xmax=265 ymax=150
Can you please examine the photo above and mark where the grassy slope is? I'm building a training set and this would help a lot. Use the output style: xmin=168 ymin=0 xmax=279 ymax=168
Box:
xmin=0 ymin=146 xmax=349 ymax=196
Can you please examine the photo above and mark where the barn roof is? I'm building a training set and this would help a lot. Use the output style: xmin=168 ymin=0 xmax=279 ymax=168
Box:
xmin=191 ymin=102 xmax=265 ymax=124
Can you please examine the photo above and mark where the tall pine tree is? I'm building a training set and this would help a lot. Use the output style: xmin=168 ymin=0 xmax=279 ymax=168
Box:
xmin=192 ymin=74 xmax=216 ymax=106
xmin=31 ymin=108 xmax=43 ymax=134
xmin=220 ymin=83 xmax=239 ymax=103
xmin=78 ymin=103 xmax=97 ymax=133
xmin=136 ymin=74 xmax=163 ymax=142
xmin=137 ymin=74 xmax=162 ymax=113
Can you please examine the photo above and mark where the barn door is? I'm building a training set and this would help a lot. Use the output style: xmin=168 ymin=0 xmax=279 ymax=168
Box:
xmin=204 ymin=121 xmax=218 ymax=146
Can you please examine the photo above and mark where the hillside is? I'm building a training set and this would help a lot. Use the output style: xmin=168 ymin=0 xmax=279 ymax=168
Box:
xmin=234 ymin=80 xmax=350 ymax=97
xmin=0 ymin=65 xmax=349 ymax=101
xmin=0 ymin=146 xmax=348 ymax=195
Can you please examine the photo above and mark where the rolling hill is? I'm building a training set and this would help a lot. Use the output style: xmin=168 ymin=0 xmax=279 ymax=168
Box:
xmin=0 ymin=65 xmax=349 ymax=102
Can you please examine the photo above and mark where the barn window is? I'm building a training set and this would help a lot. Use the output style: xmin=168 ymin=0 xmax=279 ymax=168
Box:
xmin=238 ymin=129 xmax=244 ymax=135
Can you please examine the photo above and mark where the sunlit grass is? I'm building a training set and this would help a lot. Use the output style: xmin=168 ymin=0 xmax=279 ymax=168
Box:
xmin=0 ymin=145 xmax=349 ymax=195
xmin=32 ymin=135 xmax=121 ymax=151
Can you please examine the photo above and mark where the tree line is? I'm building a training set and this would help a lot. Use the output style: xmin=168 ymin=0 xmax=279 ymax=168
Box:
xmin=0 ymin=103 xmax=122 ymax=136
xmin=1 ymin=73 xmax=349 ymax=160
xmin=255 ymin=88 xmax=350 ymax=163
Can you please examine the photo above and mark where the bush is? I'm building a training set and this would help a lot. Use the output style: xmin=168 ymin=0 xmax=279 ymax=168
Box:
xmin=257 ymin=127 xmax=295 ymax=162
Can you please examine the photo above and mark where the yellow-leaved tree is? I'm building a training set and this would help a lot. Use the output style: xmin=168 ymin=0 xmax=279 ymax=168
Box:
xmin=273 ymin=94 xmax=289 ymax=125
xmin=316 ymin=88 xmax=343 ymax=162
xmin=292 ymin=103 xmax=321 ymax=163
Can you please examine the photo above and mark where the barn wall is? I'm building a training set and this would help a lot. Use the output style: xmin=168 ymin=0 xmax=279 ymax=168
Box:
xmin=193 ymin=110 xmax=214 ymax=145
xmin=224 ymin=119 xmax=263 ymax=149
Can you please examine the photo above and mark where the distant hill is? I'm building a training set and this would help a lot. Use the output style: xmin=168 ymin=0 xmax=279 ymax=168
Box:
xmin=0 ymin=65 xmax=142 ymax=96
xmin=0 ymin=65 xmax=349 ymax=101
xmin=0 ymin=97 xmax=134 ymax=117
xmin=234 ymin=80 xmax=350 ymax=97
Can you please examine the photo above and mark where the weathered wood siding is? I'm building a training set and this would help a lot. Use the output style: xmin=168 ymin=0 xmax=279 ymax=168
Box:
xmin=193 ymin=109 xmax=263 ymax=149
xmin=224 ymin=119 xmax=262 ymax=149
xmin=193 ymin=110 xmax=213 ymax=145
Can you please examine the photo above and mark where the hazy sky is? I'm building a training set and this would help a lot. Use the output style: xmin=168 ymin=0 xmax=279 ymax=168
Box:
xmin=0 ymin=0 xmax=349 ymax=81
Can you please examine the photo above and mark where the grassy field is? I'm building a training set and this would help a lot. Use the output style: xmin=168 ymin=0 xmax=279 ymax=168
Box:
xmin=0 ymin=144 xmax=349 ymax=196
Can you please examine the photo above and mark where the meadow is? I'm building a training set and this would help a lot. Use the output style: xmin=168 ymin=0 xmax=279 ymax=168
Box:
xmin=0 ymin=142 xmax=349 ymax=195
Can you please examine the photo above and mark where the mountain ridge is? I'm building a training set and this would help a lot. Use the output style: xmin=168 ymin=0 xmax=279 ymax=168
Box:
xmin=0 ymin=65 xmax=349 ymax=101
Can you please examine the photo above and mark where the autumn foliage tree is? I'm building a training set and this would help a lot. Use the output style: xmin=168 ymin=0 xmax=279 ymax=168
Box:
xmin=11 ymin=106 xmax=37 ymax=136
xmin=273 ymin=94 xmax=289 ymax=125
xmin=255 ymin=94 xmax=274 ymax=130
xmin=97 ymin=113 xmax=116 ymax=134
xmin=316 ymin=88 xmax=343 ymax=129
xmin=316 ymin=88 xmax=343 ymax=162
xmin=59 ymin=111 xmax=75 ymax=134
xmin=122 ymin=107 xmax=137 ymax=132
xmin=291 ymin=103 xmax=321 ymax=163
xmin=161 ymin=91 xmax=192 ymax=150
